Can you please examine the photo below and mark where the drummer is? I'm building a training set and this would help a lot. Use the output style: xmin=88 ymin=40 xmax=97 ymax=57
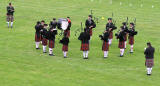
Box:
xmin=64 ymin=17 xmax=71 ymax=37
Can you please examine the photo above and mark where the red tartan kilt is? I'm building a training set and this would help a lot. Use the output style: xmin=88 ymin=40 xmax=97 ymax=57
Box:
xmin=49 ymin=40 xmax=55 ymax=48
xmin=145 ymin=59 xmax=154 ymax=67
xmin=109 ymin=31 xmax=113 ymax=39
xmin=81 ymin=43 xmax=89 ymax=51
xmin=129 ymin=36 xmax=134 ymax=45
xmin=42 ymin=38 xmax=48 ymax=45
xmin=89 ymin=29 xmax=92 ymax=36
xmin=64 ymin=30 xmax=70 ymax=37
xmin=35 ymin=34 xmax=41 ymax=42
xmin=118 ymin=41 xmax=125 ymax=49
xmin=62 ymin=45 xmax=68 ymax=51
xmin=40 ymin=35 xmax=43 ymax=41
xmin=102 ymin=41 xmax=109 ymax=51
xmin=124 ymin=34 xmax=127 ymax=41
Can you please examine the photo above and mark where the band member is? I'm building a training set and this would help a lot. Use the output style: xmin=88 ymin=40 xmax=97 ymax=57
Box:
xmin=115 ymin=27 xmax=125 ymax=57
xmin=35 ymin=21 xmax=41 ymax=49
xmin=99 ymin=30 xmax=110 ymax=58
xmin=40 ymin=20 xmax=45 ymax=43
xmin=106 ymin=18 xmax=117 ymax=45
xmin=128 ymin=23 xmax=138 ymax=53
xmin=78 ymin=28 xmax=90 ymax=59
xmin=40 ymin=24 xmax=48 ymax=53
xmin=48 ymin=28 xmax=57 ymax=56
xmin=6 ymin=3 xmax=15 ymax=28
xmin=85 ymin=15 xmax=96 ymax=36
xmin=144 ymin=42 xmax=155 ymax=76
xmin=121 ymin=22 xmax=128 ymax=49
xmin=59 ymin=33 xmax=70 ymax=58
xmin=49 ymin=18 xmax=57 ymax=29
xmin=64 ymin=17 xmax=71 ymax=37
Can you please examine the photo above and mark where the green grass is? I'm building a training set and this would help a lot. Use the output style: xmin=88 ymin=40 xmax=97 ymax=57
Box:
xmin=0 ymin=0 xmax=160 ymax=86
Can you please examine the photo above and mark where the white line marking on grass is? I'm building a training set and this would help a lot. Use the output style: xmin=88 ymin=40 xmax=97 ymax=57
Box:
xmin=152 ymin=5 xmax=154 ymax=8
xmin=141 ymin=4 xmax=143 ymax=7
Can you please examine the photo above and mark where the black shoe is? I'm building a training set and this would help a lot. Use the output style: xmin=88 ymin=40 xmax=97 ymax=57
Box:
xmin=130 ymin=52 xmax=133 ymax=53
xmin=8 ymin=26 xmax=9 ymax=28
xmin=104 ymin=57 xmax=108 ymax=59
xmin=49 ymin=54 xmax=55 ymax=56
xmin=64 ymin=56 xmax=67 ymax=58
xmin=147 ymin=74 xmax=151 ymax=76
xmin=43 ymin=52 xmax=47 ymax=53
xmin=120 ymin=55 xmax=123 ymax=57
xmin=84 ymin=57 xmax=88 ymax=59
xmin=11 ymin=26 xmax=13 ymax=28
xmin=36 ymin=48 xmax=40 ymax=50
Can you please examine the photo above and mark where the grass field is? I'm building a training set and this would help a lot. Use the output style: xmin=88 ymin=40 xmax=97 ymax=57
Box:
xmin=0 ymin=0 xmax=160 ymax=86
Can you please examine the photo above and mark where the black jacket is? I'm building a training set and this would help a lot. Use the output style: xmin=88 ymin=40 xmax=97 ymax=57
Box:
xmin=41 ymin=28 xmax=48 ymax=39
xmin=106 ymin=23 xmax=117 ymax=31
xmin=48 ymin=30 xmax=57 ymax=40
xmin=60 ymin=37 xmax=69 ymax=45
xmin=128 ymin=28 xmax=137 ymax=37
xmin=100 ymin=32 xmax=109 ymax=42
xmin=85 ymin=19 xmax=96 ymax=29
xmin=144 ymin=46 xmax=155 ymax=59
xmin=49 ymin=21 xmax=57 ymax=29
xmin=78 ymin=32 xmax=90 ymax=44
xmin=116 ymin=31 xmax=125 ymax=41
xmin=7 ymin=6 xmax=14 ymax=15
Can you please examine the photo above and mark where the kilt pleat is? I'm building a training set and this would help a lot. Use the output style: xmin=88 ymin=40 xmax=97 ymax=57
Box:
xmin=81 ymin=43 xmax=89 ymax=51
xmin=102 ymin=41 xmax=109 ymax=51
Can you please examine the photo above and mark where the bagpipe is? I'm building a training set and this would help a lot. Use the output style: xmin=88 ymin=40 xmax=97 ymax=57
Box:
xmin=91 ymin=10 xmax=99 ymax=24
xmin=75 ymin=22 xmax=83 ymax=36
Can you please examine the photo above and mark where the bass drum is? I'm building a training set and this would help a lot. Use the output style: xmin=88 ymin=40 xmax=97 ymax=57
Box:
xmin=57 ymin=18 xmax=69 ymax=30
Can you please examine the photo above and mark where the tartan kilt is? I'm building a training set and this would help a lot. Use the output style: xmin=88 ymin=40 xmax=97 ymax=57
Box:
xmin=81 ymin=43 xmax=89 ymax=51
xmin=42 ymin=38 xmax=48 ymax=46
xmin=40 ymin=35 xmax=43 ymax=41
xmin=64 ymin=30 xmax=70 ymax=37
xmin=129 ymin=36 xmax=134 ymax=45
xmin=124 ymin=34 xmax=127 ymax=41
xmin=35 ymin=33 xmax=41 ymax=42
xmin=145 ymin=59 xmax=154 ymax=67
xmin=6 ymin=15 xmax=14 ymax=22
xmin=49 ymin=40 xmax=55 ymax=48
xmin=118 ymin=41 xmax=125 ymax=49
xmin=109 ymin=31 xmax=113 ymax=39
xmin=89 ymin=29 xmax=92 ymax=36
xmin=102 ymin=41 xmax=109 ymax=51
xmin=62 ymin=45 xmax=68 ymax=51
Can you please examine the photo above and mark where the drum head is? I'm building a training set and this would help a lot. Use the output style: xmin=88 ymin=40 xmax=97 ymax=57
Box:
xmin=57 ymin=18 xmax=68 ymax=30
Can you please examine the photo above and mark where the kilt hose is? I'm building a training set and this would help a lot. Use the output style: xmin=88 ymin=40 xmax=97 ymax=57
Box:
xmin=102 ymin=41 xmax=109 ymax=51
xmin=129 ymin=36 xmax=134 ymax=45
xmin=42 ymin=38 xmax=48 ymax=46
xmin=6 ymin=15 xmax=14 ymax=22
xmin=109 ymin=31 xmax=113 ymax=39
xmin=118 ymin=41 xmax=125 ymax=49
xmin=49 ymin=40 xmax=55 ymax=48
xmin=35 ymin=33 xmax=41 ymax=42
xmin=145 ymin=59 xmax=154 ymax=68
xmin=64 ymin=30 xmax=70 ymax=37
xmin=81 ymin=43 xmax=89 ymax=51
xmin=62 ymin=45 xmax=68 ymax=51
